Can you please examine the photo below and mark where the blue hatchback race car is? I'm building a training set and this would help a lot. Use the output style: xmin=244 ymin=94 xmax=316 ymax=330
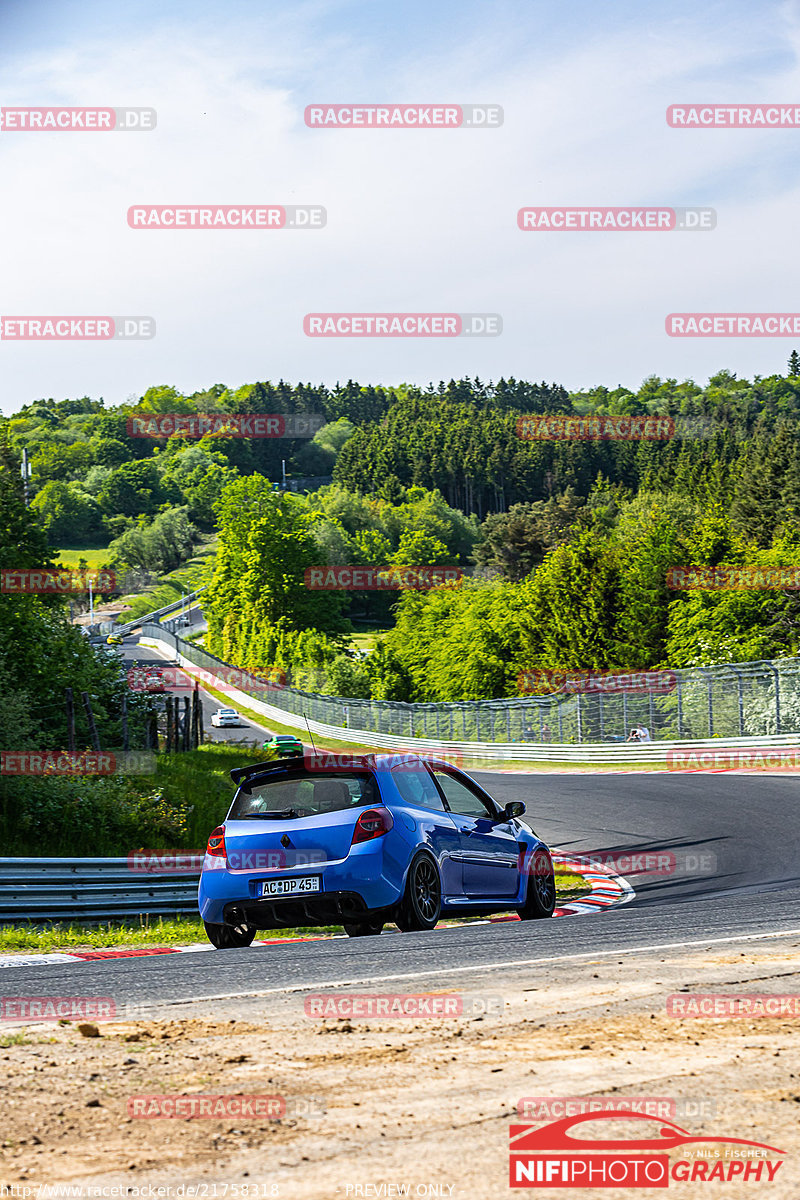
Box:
xmin=198 ymin=752 xmax=556 ymax=947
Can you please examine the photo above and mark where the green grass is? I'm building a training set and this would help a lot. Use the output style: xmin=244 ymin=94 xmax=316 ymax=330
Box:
xmin=554 ymin=871 xmax=589 ymax=893
xmin=348 ymin=629 xmax=390 ymax=653
xmin=122 ymin=582 xmax=191 ymax=622
xmin=55 ymin=547 xmax=111 ymax=570
xmin=0 ymin=916 xmax=341 ymax=953
xmin=133 ymin=741 xmax=264 ymax=846
xmin=0 ymin=872 xmax=587 ymax=953
xmin=0 ymin=1032 xmax=30 ymax=1047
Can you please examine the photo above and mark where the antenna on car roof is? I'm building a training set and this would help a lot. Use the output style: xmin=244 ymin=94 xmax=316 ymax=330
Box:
xmin=303 ymin=712 xmax=318 ymax=755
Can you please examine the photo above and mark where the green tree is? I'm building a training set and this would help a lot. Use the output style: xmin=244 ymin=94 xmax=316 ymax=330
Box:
xmin=474 ymin=491 xmax=585 ymax=581
xmin=108 ymin=507 xmax=196 ymax=574
xmin=516 ymin=530 xmax=622 ymax=670
xmin=204 ymin=477 xmax=348 ymax=673
xmin=98 ymin=460 xmax=177 ymax=517
xmin=30 ymin=481 xmax=101 ymax=544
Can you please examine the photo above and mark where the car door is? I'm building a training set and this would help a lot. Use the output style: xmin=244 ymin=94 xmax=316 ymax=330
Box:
xmin=388 ymin=763 xmax=464 ymax=899
xmin=429 ymin=767 xmax=520 ymax=898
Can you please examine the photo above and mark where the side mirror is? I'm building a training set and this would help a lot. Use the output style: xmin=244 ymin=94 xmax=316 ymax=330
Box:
xmin=502 ymin=801 xmax=526 ymax=821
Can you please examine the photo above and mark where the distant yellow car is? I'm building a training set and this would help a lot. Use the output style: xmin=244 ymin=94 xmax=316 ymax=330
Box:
xmin=106 ymin=634 xmax=124 ymax=645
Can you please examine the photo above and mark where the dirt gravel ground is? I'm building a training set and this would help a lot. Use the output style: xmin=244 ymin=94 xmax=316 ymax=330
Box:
xmin=2 ymin=937 xmax=800 ymax=1198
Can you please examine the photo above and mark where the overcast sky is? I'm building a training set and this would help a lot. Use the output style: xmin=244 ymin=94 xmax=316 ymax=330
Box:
xmin=2 ymin=0 xmax=800 ymax=414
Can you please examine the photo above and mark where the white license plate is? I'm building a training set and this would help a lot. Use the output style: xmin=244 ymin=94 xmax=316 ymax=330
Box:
xmin=259 ymin=876 xmax=321 ymax=897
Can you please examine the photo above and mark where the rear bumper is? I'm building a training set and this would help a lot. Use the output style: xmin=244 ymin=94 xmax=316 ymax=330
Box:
xmin=222 ymin=891 xmax=395 ymax=928
xmin=198 ymin=839 xmax=407 ymax=927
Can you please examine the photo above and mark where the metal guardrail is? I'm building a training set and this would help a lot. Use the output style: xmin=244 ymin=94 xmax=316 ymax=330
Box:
xmin=113 ymin=587 xmax=207 ymax=637
xmin=0 ymin=858 xmax=200 ymax=923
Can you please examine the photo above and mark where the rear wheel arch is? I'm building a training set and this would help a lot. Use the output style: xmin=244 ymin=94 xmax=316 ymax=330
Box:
xmin=395 ymin=848 xmax=442 ymax=932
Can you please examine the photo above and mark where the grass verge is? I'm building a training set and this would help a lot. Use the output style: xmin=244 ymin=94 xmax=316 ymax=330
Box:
xmin=0 ymin=872 xmax=589 ymax=953
xmin=115 ymin=540 xmax=217 ymax=622
xmin=55 ymin=547 xmax=111 ymax=570
xmin=130 ymin=742 xmax=264 ymax=847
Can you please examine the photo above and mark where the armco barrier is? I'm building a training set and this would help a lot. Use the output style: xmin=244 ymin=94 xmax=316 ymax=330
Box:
xmin=113 ymin=587 xmax=207 ymax=638
xmin=0 ymin=858 xmax=199 ymax=923
xmin=139 ymin=628 xmax=800 ymax=762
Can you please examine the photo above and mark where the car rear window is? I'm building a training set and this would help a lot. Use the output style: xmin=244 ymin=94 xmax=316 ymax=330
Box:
xmin=229 ymin=772 xmax=378 ymax=819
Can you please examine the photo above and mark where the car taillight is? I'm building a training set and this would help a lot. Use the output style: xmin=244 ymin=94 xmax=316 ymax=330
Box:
xmin=351 ymin=807 xmax=393 ymax=845
xmin=206 ymin=825 xmax=227 ymax=859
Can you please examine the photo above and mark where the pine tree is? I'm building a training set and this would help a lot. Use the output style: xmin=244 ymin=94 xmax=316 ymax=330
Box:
xmin=788 ymin=351 xmax=800 ymax=377
xmin=732 ymin=422 xmax=795 ymax=546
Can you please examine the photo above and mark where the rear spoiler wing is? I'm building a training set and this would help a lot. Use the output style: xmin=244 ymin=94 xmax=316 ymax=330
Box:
xmin=229 ymin=758 xmax=296 ymax=785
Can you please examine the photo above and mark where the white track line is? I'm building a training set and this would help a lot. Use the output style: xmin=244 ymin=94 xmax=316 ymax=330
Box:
xmin=112 ymin=927 xmax=800 ymax=1013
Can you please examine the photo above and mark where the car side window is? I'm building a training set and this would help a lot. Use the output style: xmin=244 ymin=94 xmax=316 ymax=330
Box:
xmin=431 ymin=770 xmax=493 ymax=818
xmin=390 ymin=765 xmax=446 ymax=811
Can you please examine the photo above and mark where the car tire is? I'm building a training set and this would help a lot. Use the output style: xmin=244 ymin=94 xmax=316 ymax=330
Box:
xmin=342 ymin=920 xmax=384 ymax=937
xmin=517 ymin=847 xmax=556 ymax=919
xmin=394 ymin=853 xmax=442 ymax=932
xmin=203 ymin=920 xmax=256 ymax=949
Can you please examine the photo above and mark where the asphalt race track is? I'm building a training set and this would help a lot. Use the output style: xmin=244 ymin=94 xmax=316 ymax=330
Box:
xmin=4 ymin=757 xmax=800 ymax=1018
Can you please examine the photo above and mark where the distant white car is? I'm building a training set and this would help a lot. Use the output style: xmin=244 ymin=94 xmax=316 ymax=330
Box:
xmin=211 ymin=707 xmax=243 ymax=728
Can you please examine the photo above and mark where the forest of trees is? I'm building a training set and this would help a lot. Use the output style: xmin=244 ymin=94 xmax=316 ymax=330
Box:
xmin=6 ymin=361 xmax=800 ymax=702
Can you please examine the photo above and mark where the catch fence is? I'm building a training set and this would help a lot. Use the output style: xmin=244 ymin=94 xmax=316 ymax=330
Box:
xmin=141 ymin=626 xmax=800 ymax=744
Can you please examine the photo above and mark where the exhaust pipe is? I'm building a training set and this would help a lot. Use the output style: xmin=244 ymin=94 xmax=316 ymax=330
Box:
xmin=227 ymin=905 xmax=251 ymax=935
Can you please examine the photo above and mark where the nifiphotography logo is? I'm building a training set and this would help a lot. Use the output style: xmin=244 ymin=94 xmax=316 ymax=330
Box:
xmin=508 ymin=1111 xmax=785 ymax=1187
